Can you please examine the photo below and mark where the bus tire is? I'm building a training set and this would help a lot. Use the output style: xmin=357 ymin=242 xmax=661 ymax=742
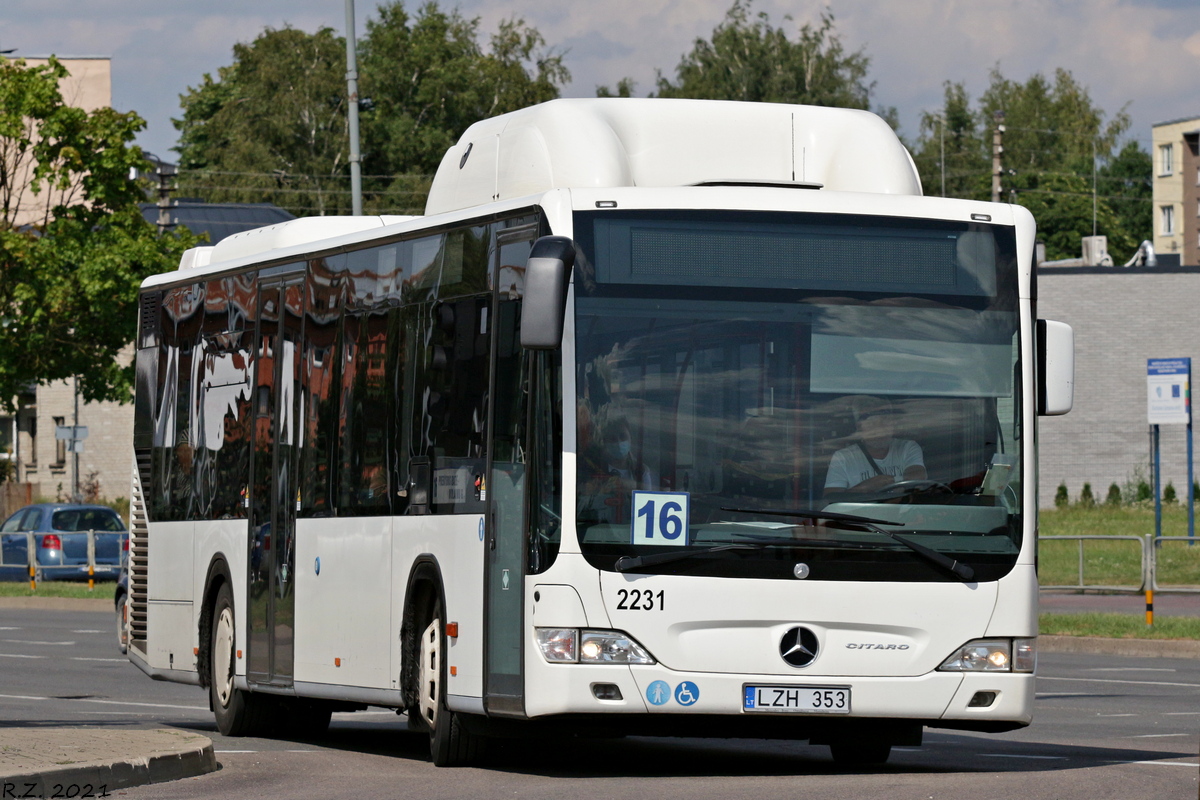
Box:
xmin=829 ymin=741 xmax=892 ymax=766
xmin=210 ymin=582 xmax=271 ymax=736
xmin=115 ymin=591 xmax=129 ymax=655
xmin=419 ymin=602 xmax=483 ymax=766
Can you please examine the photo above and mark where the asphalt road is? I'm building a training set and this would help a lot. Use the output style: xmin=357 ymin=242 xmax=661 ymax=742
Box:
xmin=1 ymin=607 xmax=1197 ymax=800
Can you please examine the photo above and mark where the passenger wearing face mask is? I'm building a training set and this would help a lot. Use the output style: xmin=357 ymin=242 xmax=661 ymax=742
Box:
xmin=601 ymin=417 xmax=652 ymax=491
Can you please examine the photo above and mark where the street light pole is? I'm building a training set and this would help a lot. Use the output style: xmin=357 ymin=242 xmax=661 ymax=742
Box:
xmin=345 ymin=0 xmax=363 ymax=216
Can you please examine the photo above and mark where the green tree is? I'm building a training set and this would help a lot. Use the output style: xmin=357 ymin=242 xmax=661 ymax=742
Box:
xmin=1098 ymin=141 xmax=1152 ymax=251
xmin=643 ymin=1 xmax=891 ymax=122
xmin=913 ymin=82 xmax=988 ymax=199
xmin=174 ymin=3 xmax=568 ymax=217
xmin=359 ymin=2 xmax=568 ymax=178
xmin=0 ymin=57 xmax=197 ymax=406
xmin=912 ymin=68 xmax=1146 ymax=262
xmin=175 ymin=26 xmax=351 ymax=215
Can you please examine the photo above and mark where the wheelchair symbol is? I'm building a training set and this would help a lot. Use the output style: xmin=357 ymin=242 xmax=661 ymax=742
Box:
xmin=674 ymin=681 xmax=699 ymax=706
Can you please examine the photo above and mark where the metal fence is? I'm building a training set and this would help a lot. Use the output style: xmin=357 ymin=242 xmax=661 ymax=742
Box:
xmin=1040 ymin=534 xmax=1200 ymax=593
xmin=0 ymin=529 xmax=124 ymax=586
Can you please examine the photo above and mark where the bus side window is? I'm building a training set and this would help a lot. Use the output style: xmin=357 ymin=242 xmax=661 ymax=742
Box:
xmin=299 ymin=257 xmax=340 ymax=518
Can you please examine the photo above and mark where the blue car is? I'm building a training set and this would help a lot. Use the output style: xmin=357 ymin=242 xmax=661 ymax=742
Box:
xmin=0 ymin=503 xmax=128 ymax=582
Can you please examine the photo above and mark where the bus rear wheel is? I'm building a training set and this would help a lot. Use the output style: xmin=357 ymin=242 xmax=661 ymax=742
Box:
xmin=211 ymin=582 xmax=272 ymax=736
xmin=418 ymin=604 xmax=483 ymax=766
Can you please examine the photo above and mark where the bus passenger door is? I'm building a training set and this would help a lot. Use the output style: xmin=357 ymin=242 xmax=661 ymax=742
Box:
xmin=247 ymin=274 xmax=303 ymax=687
xmin=484 ymin=232 xmax=535 ymax=715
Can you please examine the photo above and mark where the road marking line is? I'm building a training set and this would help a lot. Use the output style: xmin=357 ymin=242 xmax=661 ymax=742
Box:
xmin=75 ymin=698 xmax=208 ymax=711
xmin=1163 ymin=712 xmax=1200 ymax=716
xmin=0 ymin=654 xmax=44 ymax=659
xmin=71 ymin=629 xmax=105 ymax=634
xmin=215 ymin=750 xmax=258 ymax=753
xmin=1 ymin=639 xmax=75 ymax=646
xmin=1097 ymin=713 xmax=1136 ymax=717
xmin=0 ymin=627 xmax=21 ymax=630
xmin=71 ymin=657 xmax=129 ymax=663
xmin=1035 ymin=692 xmax=1089 ymax=696
xmin=1115 ymin=761 xmax=1200 ymax=767
xmin=1130 ymin=733 xmax=1192 ymax=738
xmin=0 ymin=693 xmax=207 ymax=711
xmin=979 ymin=754 xmax=1067 ymax=760
xmin=1086 ymin=668 xmax=1177 ymax=673
xmin=1040 ymin=676 xmax=1200 ymax=689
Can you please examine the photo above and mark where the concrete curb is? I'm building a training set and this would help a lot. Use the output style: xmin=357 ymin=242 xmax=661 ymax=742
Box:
xmin=1040 ymin=634 xmax=1200 ymax=658
xmin=0 ymin=729 xmax=217 ymax=798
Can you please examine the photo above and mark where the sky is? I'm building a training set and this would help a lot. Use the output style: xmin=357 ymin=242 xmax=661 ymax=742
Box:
xmin=4 ymin=0 xmax=1200 ymax=164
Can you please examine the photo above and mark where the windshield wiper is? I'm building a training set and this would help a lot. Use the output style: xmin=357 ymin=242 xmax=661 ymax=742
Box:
xmin=720 ymin=506 xmax=975 ymax=582
xmin=614 ymin=544 xmax=759 ymax=572
xmin=613 ymin=533 xmax=887 ymax=573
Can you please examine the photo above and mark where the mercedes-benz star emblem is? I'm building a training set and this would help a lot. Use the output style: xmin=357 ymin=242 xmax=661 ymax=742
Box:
xmin=779 ymin=626 xmax=819 ymax=668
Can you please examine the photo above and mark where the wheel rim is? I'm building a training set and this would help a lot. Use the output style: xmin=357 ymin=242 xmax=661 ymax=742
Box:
xmin=214 ymin=606 xmax=235 ymax=707
xmin=419 ymin=618 xmax=441 ymax=729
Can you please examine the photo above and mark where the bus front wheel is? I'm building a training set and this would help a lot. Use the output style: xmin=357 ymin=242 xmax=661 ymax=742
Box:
xmin=418 ymin=603 xmax=483 ymax=766
xmin=211 ymin=582 xmax=271 ymax=736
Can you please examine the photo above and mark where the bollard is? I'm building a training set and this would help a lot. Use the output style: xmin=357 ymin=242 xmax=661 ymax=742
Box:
xmin=87 ymin=530 xmax=95 ymax=591
xmin=1145 ymin=589 xmax=1154 ymax=626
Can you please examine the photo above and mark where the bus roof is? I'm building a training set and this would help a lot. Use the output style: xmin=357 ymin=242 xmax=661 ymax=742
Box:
xmin=424 ymin=98 xmax=922 ymax=215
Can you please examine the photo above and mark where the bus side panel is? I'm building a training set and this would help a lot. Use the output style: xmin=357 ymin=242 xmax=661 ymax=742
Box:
xmin=293 ymin=516 xmax=393 ymax=689
xmin=146 ymin=520 xmax=195 ymax=674
xmin=393 ymin=514 xmax=486 ymax=705
xmin=193 ymin=518 xmax=250 ymax=678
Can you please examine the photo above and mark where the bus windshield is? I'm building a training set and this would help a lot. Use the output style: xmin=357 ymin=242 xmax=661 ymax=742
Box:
xmin=572 ymin=210 xmax=1023 ymax=582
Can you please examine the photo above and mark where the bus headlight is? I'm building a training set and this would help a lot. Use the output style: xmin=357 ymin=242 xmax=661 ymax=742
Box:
xmin=938 ymin=638 xmax=1035 ymax=673
xmin=535 ymin=628 xmax=577 ymax=662
xmin=535 ymin=628 xmax=655 ymax=664
xmin=579 ymin=630 xmax=655 ymax=664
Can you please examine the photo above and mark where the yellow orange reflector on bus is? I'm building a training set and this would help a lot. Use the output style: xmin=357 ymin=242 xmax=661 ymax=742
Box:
xmin=446 ymin=622 xmax=459 ymax=639
xmin=194 ymin=647 xmax=199 ymax=656
xmin=450 ymin=666 xmax=457 ymax=677
xmin=236 ymin=650 xmax=242 ymax=659
xmin=335 ymin=657 xmax=341 ymax=667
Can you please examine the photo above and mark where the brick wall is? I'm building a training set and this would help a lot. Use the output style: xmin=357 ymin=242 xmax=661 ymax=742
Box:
xmin=1038 ymin=267 xmax=1200 ymax=507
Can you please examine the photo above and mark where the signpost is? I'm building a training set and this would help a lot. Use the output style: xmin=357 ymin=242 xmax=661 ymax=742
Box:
xmin=1147 ymin=358 xmax=1192 ymax=545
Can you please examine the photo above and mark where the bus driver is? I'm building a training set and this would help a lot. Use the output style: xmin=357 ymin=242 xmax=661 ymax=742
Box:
xmin=824 ymin=396 xmax=926 ymax=496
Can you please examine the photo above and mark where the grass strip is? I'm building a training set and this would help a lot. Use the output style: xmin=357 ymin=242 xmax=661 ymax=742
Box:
xmin=1040 ymin=612 xmax=1200 ymax=640
xmin=0 ymin=581 xmax=117 ymax=599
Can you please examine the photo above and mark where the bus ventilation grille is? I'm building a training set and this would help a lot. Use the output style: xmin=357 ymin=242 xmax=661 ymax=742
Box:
xmin=138 ymin=291 xmax=161 ymax=350
xmin=128 ymin=451 xmax=151 ymax=655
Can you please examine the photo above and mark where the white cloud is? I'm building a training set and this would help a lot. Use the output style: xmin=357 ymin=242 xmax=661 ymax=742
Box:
xmin=3 ymin=0 xmax=1198 ymax=159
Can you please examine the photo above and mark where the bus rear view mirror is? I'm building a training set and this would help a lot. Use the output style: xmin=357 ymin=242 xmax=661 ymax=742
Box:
xmin=1037 ymin=319 xmax=1074 ymax=416
xmin=521 ymin=236 xmax=575 ymax=350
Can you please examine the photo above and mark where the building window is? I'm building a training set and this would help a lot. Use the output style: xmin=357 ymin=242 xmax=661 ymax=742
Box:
xmin=52 ymin=416 xmax=66 ymax=468
xmin=1161 ymin=205 xmax=1176 ymax=235
xmin=1160 ymin=144 xmax=1174 ymax=176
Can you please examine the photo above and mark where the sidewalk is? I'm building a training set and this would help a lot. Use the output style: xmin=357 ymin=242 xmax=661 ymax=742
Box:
xmin=1040 ymin=589 xmax=1200 ymax=617
xmin=0 ymin=728 xmax=216 ymax=798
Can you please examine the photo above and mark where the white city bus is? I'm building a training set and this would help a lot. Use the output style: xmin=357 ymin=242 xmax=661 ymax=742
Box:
xmin=126 ymin=98 xmax=1074 ymax=766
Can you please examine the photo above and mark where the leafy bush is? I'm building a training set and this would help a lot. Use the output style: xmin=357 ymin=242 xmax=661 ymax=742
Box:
xmin=1079 ymin=482 xmax=1095 ymax=507
xmin=1105 ymin=483 xmax=1121 ymax=505
xmin=1164 ymin=481 xmax=1177 ymax=504
xmin=1055 ymin=483 xmax=1069 ymax=508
